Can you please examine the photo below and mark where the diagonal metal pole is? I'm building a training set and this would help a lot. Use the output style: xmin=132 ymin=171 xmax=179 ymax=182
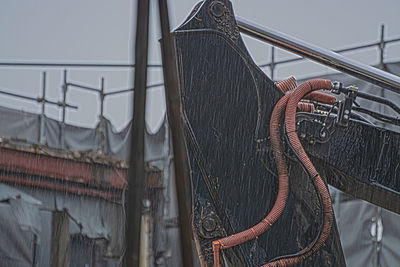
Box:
xmin=237 ymin=16 xmax=400 ymax=94
xmin=157 ymin=1 xmax=194 ymax=266
xmin=124 ymin=0 xmax=150 ymax=266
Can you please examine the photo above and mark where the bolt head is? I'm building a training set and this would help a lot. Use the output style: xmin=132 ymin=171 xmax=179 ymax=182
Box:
xmin=202 ymin=217 xmax=217 ymax=232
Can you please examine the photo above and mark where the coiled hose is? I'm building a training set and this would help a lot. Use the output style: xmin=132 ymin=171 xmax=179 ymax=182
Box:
xmin=262 ymin=79 xmax=334 ymax=267
xmin=275 ymin=76 xmax=335 ymax=113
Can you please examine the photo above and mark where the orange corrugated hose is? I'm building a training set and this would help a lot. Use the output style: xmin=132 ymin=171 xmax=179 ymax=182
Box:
xmin=212 ymin=78 xmax=335 ymax=267
xmin=275 ymin=76 xmax=297 ymax=93
xmin=275 ymin=76 xmax=335 ymax=113
xmin=212 ymin=80 xmax=293 ymax=267
xmin=262 ymin=79 xmax=334 ymax=267
xmin=303 ymin=91 xmax=335 ymax=105
xmin=276 ymin=77 xmax=312 ymax=113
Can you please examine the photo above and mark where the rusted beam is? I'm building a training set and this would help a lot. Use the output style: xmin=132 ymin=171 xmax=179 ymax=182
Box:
xmin=0 ymin=146 xmax=127 ymax=189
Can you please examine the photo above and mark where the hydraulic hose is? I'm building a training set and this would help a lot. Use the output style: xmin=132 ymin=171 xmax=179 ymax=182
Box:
xmin=275 ymin=77 xmax=335 ymax=112
xmin=263 ymin=79 xmax=334 ymax=266
xmin=275 ymin=76 xmax=297 ymax=93
xmin=212 ymin=79 xmax=334 ymax=266
xmin=303 ymin=91 xmax=336 ymax=105
xmin=212 ymin=93 xmax=292 ymax=267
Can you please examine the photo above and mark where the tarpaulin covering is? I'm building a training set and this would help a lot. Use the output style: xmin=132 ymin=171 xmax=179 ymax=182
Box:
xmin=0 ymin=184 xmax=41 ymax=267
xmin=0 ymin=183 xmax=125 ymax=267
xmin=0 ymin=105 xmax=173 ymax=266
xmin=0 ymin=105 xmax=167 ymax=161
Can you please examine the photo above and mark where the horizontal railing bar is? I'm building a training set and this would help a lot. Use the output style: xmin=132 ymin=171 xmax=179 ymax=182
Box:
xmin=104 ymin=82 xmax=164 ymax=96
xmin=0 ymin=62 xmax=162 ymax=68
xmin=0 ymin=88 xmax=78 ymax=109
xmin=67 ymin=82 xmax=100 ymax=92
xmin=259 ymin=37 xmax=400 ymax=68
xmin=237 ymin=16 xmax=400 ymax=94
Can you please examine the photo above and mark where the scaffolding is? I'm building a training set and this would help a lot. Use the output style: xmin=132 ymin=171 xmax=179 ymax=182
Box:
xmin=0 ymin=24 xmax=399 ymax=151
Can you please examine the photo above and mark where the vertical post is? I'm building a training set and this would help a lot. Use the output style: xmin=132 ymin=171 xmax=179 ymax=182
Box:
xmin=100 ymin=77 xmax=105 ymax=119
xmin=372 ymin=207 xmax=382 ymax=267
xmin=50 ymin=210 xmax=70 ymax=267
xmin=157 ymin=1 xmax=194 ymax=267
xmin=379 ymin=24 xmax=385 ymax=70
xmin=270 ymin=46 xmax=275 ymax=81
xmin=39 ymin=71 xmax=46 ymax=144
xmin=378 ymin=24 xmax=386 ymax=110
xmin=124 ymin=0 xmax=150 ymax=266
xmin=139 ymin=200 xmax=152 ymax=267
xmin=92 ymin=241 xmax=102 ymax=267
xmin=99 ymin=77 xmax=105 ymax=152
xmin=60 ymin=70 xmax=67 ymax=149
xmin=32 ymin=234 xmax=38 ymax=267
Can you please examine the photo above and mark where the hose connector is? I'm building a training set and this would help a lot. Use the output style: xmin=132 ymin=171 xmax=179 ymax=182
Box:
xmin=331 ymin=81 xmax=343 ymax=94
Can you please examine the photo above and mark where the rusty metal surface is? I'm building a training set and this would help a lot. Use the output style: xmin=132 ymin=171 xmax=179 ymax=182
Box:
xmin=0 ymin=143 xmax=129 ymax=199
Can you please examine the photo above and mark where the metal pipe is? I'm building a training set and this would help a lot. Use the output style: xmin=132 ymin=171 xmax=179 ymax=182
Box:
xmin=54 ymin=101 xmax=78 ymax=109
xmin=100 ymin=78 xmax=105 ymax=118
xmin=379 ymin=24 xmax=386 ymax=70
xmin=352 ymin=106 xmax=400 ymax=126
xmin=0 ymin=88 xmax=77 ymax=109
xmin=104 ymin=88 xmax=134 ymax=96
xmin=61 ymin=70 xmax=67 ymax=149
xmin=0 ymin=62 xmax=161 ymax=68
xmin=158 ymin=0 xmax=194 ymax=266
xmin=356 ymin=91 xmax=400 ymax=115
xmin=41 ymin=72 xmax=46 ymax=115
xmin=258 ymin=36 xmax=400 ymax=69
xmin=270 ymin=46 xmax=275 ymax=81
xmin=98 ymin=77 xmax=105 ymax=153
xmin=67 ymin=82 xmax=100 ymax=92
xmin=40 ymin=72 xmax=46 ymax=144
xmin=378 ymin=24 xmax=387 ymax=113
xmin=124 ymin=0 xmax=150 ymax=266
xmin=104 ymin=82 xmax=164 ymax=96
xmin=0 ymin=89 xmax=39 ymax=102
xmin=237 ymin=17 xmax=400 ymax=94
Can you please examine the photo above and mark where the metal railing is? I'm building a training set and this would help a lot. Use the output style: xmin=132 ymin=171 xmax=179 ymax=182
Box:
xmin=0 ymin=72 xmax=78 ymax=145
xmin=237 ymin=19 xmax=400 ymax=93
xmin=0 ymin=68 xmax=164 ymax=150
xmin=60 ymin=70 xmax=164 ymax=149
xmin=258 ymin=25 xmax=400 ymax=77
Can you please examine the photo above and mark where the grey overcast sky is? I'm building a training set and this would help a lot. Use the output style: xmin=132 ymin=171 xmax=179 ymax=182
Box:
xmin=0 ymin=0 xmax=399 ymax=132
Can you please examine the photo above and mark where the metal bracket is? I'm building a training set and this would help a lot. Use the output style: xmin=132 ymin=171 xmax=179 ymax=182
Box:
xmin=332 ymin=82 xmax=358 ymax=127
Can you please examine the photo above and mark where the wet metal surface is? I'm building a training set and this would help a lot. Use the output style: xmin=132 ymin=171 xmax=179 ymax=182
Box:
xmin=297 ymin=113 xmax=400 ymax=214
xmin=174 ymin=1 xmax=346 ymax=266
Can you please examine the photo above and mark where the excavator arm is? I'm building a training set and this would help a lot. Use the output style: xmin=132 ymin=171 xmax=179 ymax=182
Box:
xmin=172 ymin=1 xmax=400 ymax=266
